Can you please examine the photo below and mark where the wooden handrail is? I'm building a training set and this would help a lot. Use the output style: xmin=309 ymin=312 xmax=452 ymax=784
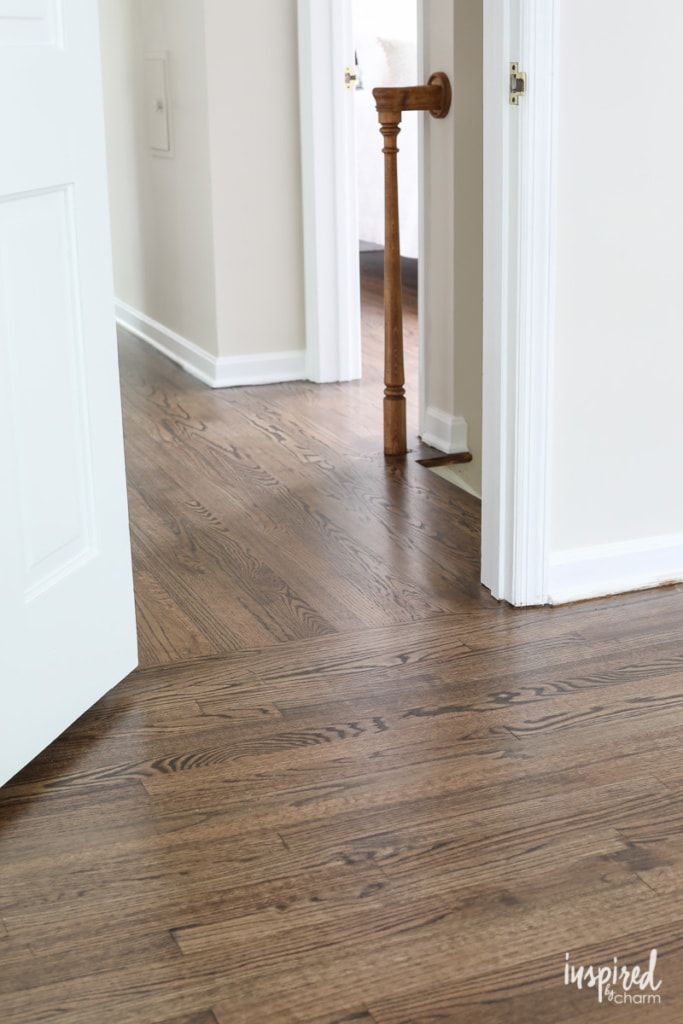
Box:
xmin=373 ymin=72 xmax=451 ymax=456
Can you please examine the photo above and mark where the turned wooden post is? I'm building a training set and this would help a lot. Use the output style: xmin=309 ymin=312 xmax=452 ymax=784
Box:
xmin=378 ymin=110 xmax=405 ymax=456
xmin=373 ymin=72 xmax=451 ymax=457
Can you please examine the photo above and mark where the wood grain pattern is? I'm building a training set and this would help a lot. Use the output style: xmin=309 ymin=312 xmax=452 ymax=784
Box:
xmin=1 ymin=257 xmax=682 ymax=1022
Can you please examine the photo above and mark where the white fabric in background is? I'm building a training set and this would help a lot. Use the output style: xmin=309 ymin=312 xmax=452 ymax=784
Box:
xmin=354 ymin=3 xmax=419 ymax=259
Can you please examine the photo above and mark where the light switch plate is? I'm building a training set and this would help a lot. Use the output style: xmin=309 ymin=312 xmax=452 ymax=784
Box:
xmin=145 ymin=52 xmax=172 ymax=156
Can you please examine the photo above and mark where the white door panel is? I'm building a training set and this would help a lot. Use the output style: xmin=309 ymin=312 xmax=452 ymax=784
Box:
xmin=0 ymin=0 xmax=137 ymax=786
xmin=0 ymin=1 xmax=61 ymax=47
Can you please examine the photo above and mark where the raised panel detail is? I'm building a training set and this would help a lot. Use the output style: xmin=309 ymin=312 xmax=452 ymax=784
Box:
xmin=0 ymin=0 xmax=60 ymax=46
xmin=0 ymin=186 xmax=97 ymax=600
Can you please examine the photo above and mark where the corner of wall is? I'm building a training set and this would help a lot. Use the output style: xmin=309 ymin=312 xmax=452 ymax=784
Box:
xmin=116 ymin=300 xmax=306 ymax=388
xmin=421 ymin=407 xmax=469 ymax=455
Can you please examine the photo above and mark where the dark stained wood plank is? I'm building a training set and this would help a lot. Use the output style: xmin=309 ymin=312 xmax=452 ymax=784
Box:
xmin=370 ymin=926 xmax=683 ymax=1022
xmin=159 ymin=1013 xmax=221 ymax=1024
xmin=133 ymin=566 xmax=221 ymax=668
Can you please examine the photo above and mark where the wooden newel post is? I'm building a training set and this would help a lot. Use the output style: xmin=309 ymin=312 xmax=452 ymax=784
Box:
xmin=373 ymin=72 xmax=452 ymax=457
xmin=378 ymin=111 xmax=405 ymax=456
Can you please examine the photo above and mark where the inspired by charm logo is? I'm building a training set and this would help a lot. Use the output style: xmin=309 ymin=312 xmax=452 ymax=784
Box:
xmin=564 ymin=949 xmax=663 ymax=1006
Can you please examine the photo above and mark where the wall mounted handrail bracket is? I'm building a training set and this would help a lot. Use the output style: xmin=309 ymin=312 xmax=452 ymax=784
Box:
xmin=372 ymin=72 xmax=451 ymax=457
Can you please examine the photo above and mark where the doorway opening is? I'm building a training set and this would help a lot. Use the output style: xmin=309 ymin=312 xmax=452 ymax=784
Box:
xmin=298 ymin=0 xmax=556 ymax=604
xmin=299 ymin=0 xmax=475 ymax=467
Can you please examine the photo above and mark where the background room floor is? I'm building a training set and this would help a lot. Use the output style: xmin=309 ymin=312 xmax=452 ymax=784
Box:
xmin=1 ymin=259 xmax=683 ymax=1022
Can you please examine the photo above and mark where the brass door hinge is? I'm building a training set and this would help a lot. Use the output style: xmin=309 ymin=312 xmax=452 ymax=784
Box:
xmin=510 ymin=63 xmax=527 ymax=105
xmin=344 ymin=66 xmax=359 ymax=91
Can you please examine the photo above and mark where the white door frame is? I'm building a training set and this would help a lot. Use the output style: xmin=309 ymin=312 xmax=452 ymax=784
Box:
xmin=482 ymin=0 xmax=559 ymax=606
xmin=297 ymin=0 xmax=432 ymax=397
xmin=298 ymin=0 xmax=559 ymax=607
xmin=297 ymin=0 xmax=362 ymax=383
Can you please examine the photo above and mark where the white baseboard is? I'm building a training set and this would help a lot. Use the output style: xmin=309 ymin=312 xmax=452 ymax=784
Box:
xmin=115 ymin=300 xmax=306 ymax=389
xmin=420 ymin=406 xmax=469 ymax=455
xmin=213 ymin=349 xmax=306 ymax=388
xmin=549 ymin=532 xmax=683 ymax=605
xmin=115 ymin=301 xmax=216 ymax=385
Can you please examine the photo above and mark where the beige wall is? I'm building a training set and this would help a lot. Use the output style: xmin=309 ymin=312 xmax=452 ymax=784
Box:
xmin=552 ymin=0 xmax=683 ymax=552
xmin=99 ymin=0 xmax=218 ymax=354
xmin=422 ymin=0 xmax=456 ymax=417
xmin=422 ymin=0 xmax=483 ymax=495
xmin=451 ymin=0 xmax=483 ymax=495
xmin=203 ymin=0 xmax=306 ymax=358
xmin=100 ymin=0 xmax=305 ymax=362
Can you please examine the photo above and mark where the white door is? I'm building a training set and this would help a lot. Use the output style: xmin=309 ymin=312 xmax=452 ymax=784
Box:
xmin=0 ymin=0 xmax=137 ymax=786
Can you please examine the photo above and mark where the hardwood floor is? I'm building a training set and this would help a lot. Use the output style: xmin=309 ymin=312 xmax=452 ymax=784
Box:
xmin=2 ymin=256 xmax=683 ymax=1022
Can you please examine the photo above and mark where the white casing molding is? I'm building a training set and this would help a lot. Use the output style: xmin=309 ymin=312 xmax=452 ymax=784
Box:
xmin=421 ymin=407 xmax=468 ymax=455
xmin=116 ymin=301 xmax=306 ymax=388
xmin=482 ymin=0 xmax=559 ymax=607
xmin=297 ymin=0 xmax=362 ymax=384
xmin=549 ymin=534 xmax=683 ymax=605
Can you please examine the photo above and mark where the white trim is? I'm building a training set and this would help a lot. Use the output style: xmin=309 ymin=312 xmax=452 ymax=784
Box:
xmin=212 ymin=351 xmax=306 ymax=389
xmin=297 ymin=0 xmax=362 ymax=384
xmin=482 ymin=0 xmax=559 ymax=607
xmin=421 ymin=407 xmax=468 ymax=456
xmin=116 ymin=300 xmax=216 ymax=384
xmin=115 ymin=301 xmax=306 ymax=389
xmin=549 ymin=534 xmax=683 ymax=605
